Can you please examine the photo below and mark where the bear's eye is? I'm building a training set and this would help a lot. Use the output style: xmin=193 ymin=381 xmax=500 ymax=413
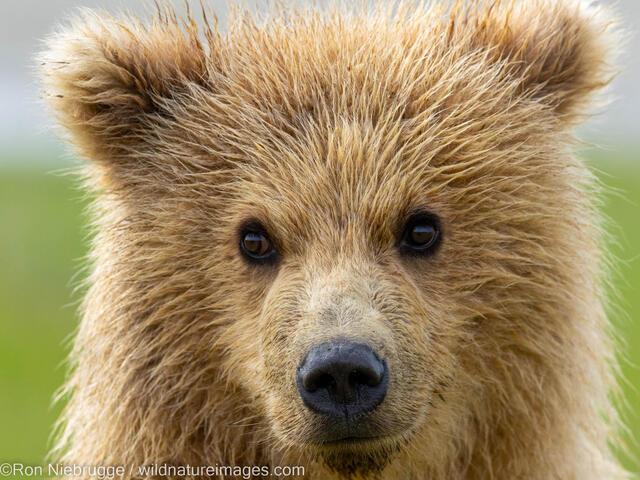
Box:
xmin=399 ymin=213 xmax=441 ymax=256
xmin=239 ymin=223 xmax=278 ymax=264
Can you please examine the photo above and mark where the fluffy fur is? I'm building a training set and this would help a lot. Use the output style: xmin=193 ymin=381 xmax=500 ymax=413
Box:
xmin=40 ymin=0 xmax=626 ymax=478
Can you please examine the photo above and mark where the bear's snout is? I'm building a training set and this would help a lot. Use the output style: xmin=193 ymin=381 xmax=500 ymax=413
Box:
xmin=296 ymin=340 xmax=388 ymax=419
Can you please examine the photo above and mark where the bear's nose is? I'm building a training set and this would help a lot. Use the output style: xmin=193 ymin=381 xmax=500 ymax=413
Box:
xmin=296 ymin=341 xmax=388 ymax=418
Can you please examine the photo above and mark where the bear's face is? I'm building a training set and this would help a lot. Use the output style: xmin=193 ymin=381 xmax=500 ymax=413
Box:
xmin=211 ymin=94 xmax=577 ymax=467
xmin=40 ymin=0 xmax=619 ymax=475
xmin=219 ymin=119 xmax=464 ymax=466
xmin=198 ymin=99 xmax=578 ymax=473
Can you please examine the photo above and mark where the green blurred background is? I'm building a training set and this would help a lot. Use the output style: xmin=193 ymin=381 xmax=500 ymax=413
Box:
xmin=0 ymin=0 xmax=639 ymax=476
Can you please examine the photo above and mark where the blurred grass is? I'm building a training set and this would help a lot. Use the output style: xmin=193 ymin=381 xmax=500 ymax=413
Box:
xmin=0 ymin=151 xmax=638 ymax=471
xmin=0 ymin=165 xmax=86 ymax=462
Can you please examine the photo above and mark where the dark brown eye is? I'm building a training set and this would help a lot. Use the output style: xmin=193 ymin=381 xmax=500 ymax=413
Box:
xmin=400 ymin=213 xmax=441 ymax=256
xmin=243 ymin=232 xmax=270 ymax=256
xmin=239 ymin=222 xmax=278 ymax=264
xmin=409 ymin=224 xmax=436 ymax=245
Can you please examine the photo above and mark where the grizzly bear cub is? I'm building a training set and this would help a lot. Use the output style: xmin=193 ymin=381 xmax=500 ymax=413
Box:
xmin=40 ymin=0 xmax=626 ymax=478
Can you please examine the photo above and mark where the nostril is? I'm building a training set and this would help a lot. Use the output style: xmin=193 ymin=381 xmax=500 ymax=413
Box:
xmin=349 ymin=366 xmax=382 ymax=388
xmin=303 ymin=370 xmax=335 ymax=393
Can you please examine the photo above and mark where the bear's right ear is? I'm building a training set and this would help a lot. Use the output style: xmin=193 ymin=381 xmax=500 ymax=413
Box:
xmin=39 ymin=9 xmax=216 ymax=166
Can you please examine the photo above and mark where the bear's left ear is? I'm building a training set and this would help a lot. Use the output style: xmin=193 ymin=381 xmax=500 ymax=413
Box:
xmin=468 ymin=0 xmax=621 ymax=121
xmin=39 ymin=9 xmax=218 ymax=167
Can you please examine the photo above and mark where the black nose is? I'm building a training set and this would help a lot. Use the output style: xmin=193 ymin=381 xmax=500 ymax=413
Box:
xmin=296 ymin=341 xmax=388 ymax=418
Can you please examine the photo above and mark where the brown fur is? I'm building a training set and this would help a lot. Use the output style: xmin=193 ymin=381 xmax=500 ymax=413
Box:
xmin=39 ymin=1 xmax=627 ymax=478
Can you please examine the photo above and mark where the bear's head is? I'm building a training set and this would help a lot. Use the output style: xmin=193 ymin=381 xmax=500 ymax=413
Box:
xmin=41 ymin=1 xmax=624 ymax=478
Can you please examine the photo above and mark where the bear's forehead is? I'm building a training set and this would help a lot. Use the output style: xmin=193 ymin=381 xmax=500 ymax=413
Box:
xmin=177 ymin=78 xmax=552 ymax=250
xmin=161 ymin=13 xmax=559 ymax=247
xmin=223 ymin=124 xmax=459 ymax=250
xmin=238 ymin=158 xmax=423 ymax=244
xmin=211 ymin=105 xmax=556 ymax=255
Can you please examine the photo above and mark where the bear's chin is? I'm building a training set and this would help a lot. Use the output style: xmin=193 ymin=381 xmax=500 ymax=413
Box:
xmin=311 ymin=436 xmax=405 ymax=478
